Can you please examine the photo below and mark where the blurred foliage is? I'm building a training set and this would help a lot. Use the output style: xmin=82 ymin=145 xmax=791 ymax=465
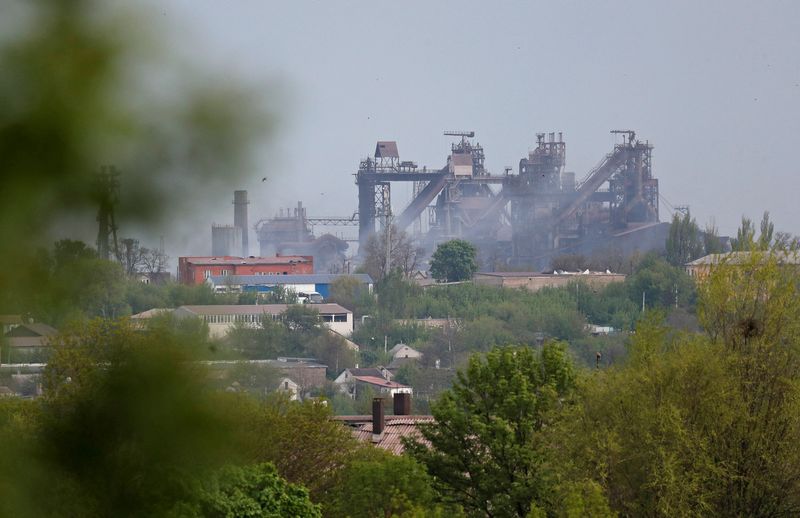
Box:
xmin=0 ymin=317 xmax=427 ymax=516
xmin=190 ymin=463 xmax=321 ymax=518
xmin=2 ymin=319 xmax=241 ymax=517
xmin=0 ymin=0 xmax=271 ymax=316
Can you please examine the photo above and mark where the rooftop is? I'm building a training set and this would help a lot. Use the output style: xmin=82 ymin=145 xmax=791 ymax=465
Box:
xmin=130 ymin=308 xmax=173 ymax=319
xmin=207 ymin=273 xmax=373 ymax=285
xmin=178 ymin=303 xmax=351 ymax=316
xmin=343 ymin=367 xmax=389 ymax=379
xmin=686 ymin=251 xmax=800 ymax=266
xmin=375 ymin=141 xmax=399 ymax=159
xmin=4 ymin=323 xmax=58 ymax=337
xmin=352 ymin=375 xmax=410 ymax=390
xmin=347 ymin=416 xmax=434 ymax=455
xmin=181 ymin=255 xmax=312 ymax=266
xmin=476 ymin=270 xmax=622 ymax=277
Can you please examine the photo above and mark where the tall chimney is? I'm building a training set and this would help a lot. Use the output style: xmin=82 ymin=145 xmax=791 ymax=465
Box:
xmin=233 ymin=190 xmax=249 ymax=257
xmin=371 ymin=397 xmax=385 ymax=442
xmin=393 ymin=392 xmax=411 ymax=416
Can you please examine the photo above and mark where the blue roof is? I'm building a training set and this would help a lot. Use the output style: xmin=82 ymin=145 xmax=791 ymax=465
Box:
xmin=208 ymin=273 xmax=373 ymax=286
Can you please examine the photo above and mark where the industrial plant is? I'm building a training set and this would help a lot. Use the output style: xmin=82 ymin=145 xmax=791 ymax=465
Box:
xmin=227 ymin=129 xmax=669 ymax=272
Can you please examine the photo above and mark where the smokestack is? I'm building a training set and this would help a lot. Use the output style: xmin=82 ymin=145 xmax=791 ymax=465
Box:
xmin=393 ymin=392 xmax=411 ymax=416
xmin=233 ymin=190 xmax=249 ymax=257
xmin=371 ymin=397 xmax=384 ymax=442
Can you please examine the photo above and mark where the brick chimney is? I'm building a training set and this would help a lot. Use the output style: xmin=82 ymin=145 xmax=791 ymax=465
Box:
xmin=393 ymin=392 xmax=411 ymax=416
xmin=371 ymin=397 xmax=384 ymax=443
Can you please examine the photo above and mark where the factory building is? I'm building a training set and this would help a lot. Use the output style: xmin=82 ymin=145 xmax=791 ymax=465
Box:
xmin=172 ymin=303 xmax=353 ymax=338
xmin=211 ymin=224 xmax=242 ymax=256
xmin=206 ymin=273 xmax=373 ymax=300
xmin=243 ymin=129 xmax=670 ymax=273
xmin=354 ymin=129 xmax=663 ymax=270
xmin=473 ymin=271 xmax=626 ymax=292
xmin=177 ymin=255 xmax=313 ymax=285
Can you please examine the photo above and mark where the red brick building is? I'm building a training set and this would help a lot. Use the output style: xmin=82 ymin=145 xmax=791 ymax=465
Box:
xmin=178 ymin=255 xmax=313 ymax=284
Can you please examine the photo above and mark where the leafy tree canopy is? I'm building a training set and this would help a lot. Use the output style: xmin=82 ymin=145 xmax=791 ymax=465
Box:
xmin=665 ymin=210 xmax=704 ymax=266
xmin=429 ymin=239 xmax=478 ymax=282
xmin=192 ymin=463 xmax=321 ymax=518
xmin=405 ymin=343 xmax=577 ymax=517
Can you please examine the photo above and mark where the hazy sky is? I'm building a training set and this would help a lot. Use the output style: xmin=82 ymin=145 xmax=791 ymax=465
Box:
xmin=151 ymin=0 xmax=799 ymax=255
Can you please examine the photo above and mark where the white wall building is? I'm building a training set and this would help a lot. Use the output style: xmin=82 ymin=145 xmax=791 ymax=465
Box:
xmin=173 ymin=303 xmax=354 ymax=338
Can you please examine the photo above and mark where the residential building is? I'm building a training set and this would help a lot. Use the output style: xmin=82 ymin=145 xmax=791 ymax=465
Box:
xmin=334 ymin=367 xmax=393 ymax=385
xmin=685 ymin=251 xmax=800 ymax=279
xmin=334 ymin=367 xmax=410 ymax=399
xmin=473 ymin=270 xmax=625 ymax=292
xmin=335 ymin=394 xmax=432 ymax=455
xmin=276 ymin=377 xmax=300 ymax=401
xmin=3 ymin=322 xmax=58 ymax=363
xmin=394 ymin=317 xmax=462 ymax=330
xmin=177 ymin=255 xmax=313 ymax=285
xmin=388 ymin=343 xmax=422 ymax=360
xmin=173 ymin=303 xmax=353 ymax=338
xmin=202 ymin=358 xmax=328 ymax=393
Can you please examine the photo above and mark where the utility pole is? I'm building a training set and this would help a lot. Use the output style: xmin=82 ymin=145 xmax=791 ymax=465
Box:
xmin=642 ymin=291 xmax=646 ymax=312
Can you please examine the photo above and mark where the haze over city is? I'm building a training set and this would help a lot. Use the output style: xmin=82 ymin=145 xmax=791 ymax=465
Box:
xmin=3 ymin=2 xmax=800 ymax=516
xmin=139 ymin=0 xmax=800 ymax=259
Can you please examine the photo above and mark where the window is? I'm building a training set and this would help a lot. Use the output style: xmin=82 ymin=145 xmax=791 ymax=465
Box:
xmin=334 ymin=314 xmax=348 ymax=322
xmin=221 ymin=269 xmax=230 ymax=276
xmin=204 ymin=270 xmax=212 ymax=279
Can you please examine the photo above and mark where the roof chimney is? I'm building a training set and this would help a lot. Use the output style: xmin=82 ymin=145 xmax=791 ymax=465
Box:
xmin=371 ymin=397 xmax=385 ymax=443
xmin=393 ymin=392 xmax=411 ymax=416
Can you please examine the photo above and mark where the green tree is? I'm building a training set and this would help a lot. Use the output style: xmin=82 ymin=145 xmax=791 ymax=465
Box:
xmin=328 ymin=275 xmax=376 ymax=317
xmin=702 ymin=221 xmax=725 ymax=255
xmin=27 ymin=319 xmax=240 ymax=517
xmin=429 ymin=239 xmax=478 ymax=282
xmin=731 ymin=216 xmax=757 ymax=251
xmin=731 ymin=211 xmax=779 ymax=251
xmin=193 ymin=463 xmax=321 ymax=518
xmin=570 ymin=253 xmax=800 ymax=516
xmin=0 ymin=0 xmax=269 ymax=318
xmin=324 ymin=451 xmax=444 ymax=518
xmin=282 ymin=304 xmax=320 ymax=333
xmin=405 ymin=343 xmax=578 ymax=517
xmin=665 ymin=211 xmax=704 ymax=266
xmin=235 ymin=396 xmax=365 ymax=501
xmin=626 ymin=253 xmax=695 ymax=310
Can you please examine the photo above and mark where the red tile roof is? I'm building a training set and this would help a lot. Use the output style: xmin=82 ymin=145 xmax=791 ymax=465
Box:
xmin=351 ymin=416 xmax=434 ymax=455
